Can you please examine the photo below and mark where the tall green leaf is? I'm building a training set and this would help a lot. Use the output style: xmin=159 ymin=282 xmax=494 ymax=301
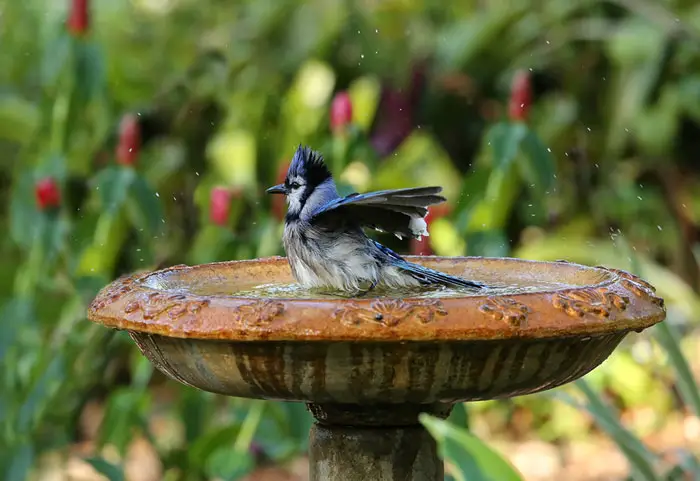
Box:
xmin=420 ymin=414 xmax=523 ymax=481
xmin=552 ymin=381 xmax=661 ymax=481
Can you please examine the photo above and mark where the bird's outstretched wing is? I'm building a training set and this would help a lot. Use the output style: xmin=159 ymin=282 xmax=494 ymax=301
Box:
xmin=310 ymin=187 xmax=445 ymax=239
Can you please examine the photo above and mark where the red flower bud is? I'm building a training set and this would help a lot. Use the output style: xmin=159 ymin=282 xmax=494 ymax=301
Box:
xmin=66 ymin=0 xmax=89 ymax=36
xmin=210 ymin=187 xmax=232 ymax=226
xmin=116 ymin=114 xmax=141 ymax=166
xmin=272 ymin=161 xmax=290 ymax=221
xmin=35 ymin=177 xmax=61 ymax=211
xmin=330 ymin=91 xmax=353 ymax=134
xmin=508 ymin=70 xmax=532 ymax=122
xmin=409 ymin=204 xmax=452 ymax=255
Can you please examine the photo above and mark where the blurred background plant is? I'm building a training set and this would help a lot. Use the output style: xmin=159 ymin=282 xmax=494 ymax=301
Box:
xmin=1 ymin=0 xmax=700 ymax=480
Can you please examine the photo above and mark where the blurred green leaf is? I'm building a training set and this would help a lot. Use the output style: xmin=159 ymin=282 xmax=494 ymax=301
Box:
xmin=180 ymin=389 xmax=215 ymax=443
xmin=189 ymin=425 xmax=243 ymax=471
xmin=0 ymin=94 xmax=39 ymax=144
xmin=420 ymin=414 xmax=523 ymax=481
xmin=0 ymin=298 xmax=34 ymax=360
xmin=93 ymin=166 xmax=136 ymax=214
xmin=84 ymin=457 xmax=125 ymax=481
xmin=653 ymin=314 xmax=700 ymax=418
xmin=127 ymin=174 xmax=165 ymax=236
xmin=17 ymin=354 xmax=65 ymax=433
xmin=486 ymin=122 xmax=528 ymax=171
xmin=205 ymin=449 xmax=255 ymax=481
xmin=74 ymin=41 xmax=107 ymax=104
xmin=519 ymin=129 xmax=555 ymax=192
xmin=554 ymin=381 xmax=661 ymax=481
xmin=446 ymin=403 xmax=470 ymax=430
xmin=435 ymin=6 xmax=528 ymax=69
xmin=5 ymin=442 xmax=33 ymax=481
xmin=9 ymin=169 xmax=40 ymax=248
xmin=280 ymin=401 xmax=313 ymax=448
xmin=98 ymin=389 xmax=148 ymax=455
xmin=466 ymin=230 xmax=509 ymax=257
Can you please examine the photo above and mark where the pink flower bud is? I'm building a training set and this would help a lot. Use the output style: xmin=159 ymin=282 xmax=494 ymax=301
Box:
xmin=330 ymin=91 xmax=353 ymax=134
xmin=508 ymin=70 xmax=532 ymax=122
xmin=116 ymin=114 xmax=141 ymax=166
xmin=67 ymin=0 xmax=89 ymax=36
xmin=35 ymin=177 xmax=61 ymax=210
xmin=210 ymin=187 xmax=232 ymax=226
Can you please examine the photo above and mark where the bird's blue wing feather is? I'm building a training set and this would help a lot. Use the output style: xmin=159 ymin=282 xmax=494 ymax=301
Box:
xmin=371 ymin=240 xmax=485 ymax=289
xmin=310 ymin=188 xmax=445 ymax=239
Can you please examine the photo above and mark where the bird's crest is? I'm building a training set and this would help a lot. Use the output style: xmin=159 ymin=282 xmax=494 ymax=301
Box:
xmin=288 ymin=145 xmax=332 ymax=187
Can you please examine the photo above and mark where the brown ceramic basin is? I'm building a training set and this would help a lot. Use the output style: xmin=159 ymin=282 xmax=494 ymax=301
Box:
xmin=88 ymin=256 xmax=664 ymax=406
xmin=87 ymin=256 xmax=665 ymax=481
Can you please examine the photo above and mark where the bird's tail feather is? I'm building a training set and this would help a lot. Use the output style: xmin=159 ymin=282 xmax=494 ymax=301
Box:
xmin=399 ymin=261 xmax=486 ymax=289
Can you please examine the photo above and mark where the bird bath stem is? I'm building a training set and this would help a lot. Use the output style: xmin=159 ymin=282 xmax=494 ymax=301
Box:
xmin=88 ymin=256 xmax=665 ymax=480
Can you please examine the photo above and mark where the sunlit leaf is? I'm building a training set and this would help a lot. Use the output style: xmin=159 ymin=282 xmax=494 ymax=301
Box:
xmin=0 ymin=94 xmax=39 ymax=144
xmin=420 ymin=414 xmax=523 ymax=481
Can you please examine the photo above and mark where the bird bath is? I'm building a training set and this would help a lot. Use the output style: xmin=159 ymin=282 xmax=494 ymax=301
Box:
xmin=87 ymin=256 xmax=665 ymax=481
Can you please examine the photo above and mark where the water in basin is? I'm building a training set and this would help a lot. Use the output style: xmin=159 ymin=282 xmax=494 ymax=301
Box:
xmin=180 ymin=278 xmax=574 ymax=299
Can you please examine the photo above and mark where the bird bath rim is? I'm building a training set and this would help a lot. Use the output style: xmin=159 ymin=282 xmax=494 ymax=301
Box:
xmin=87 ymin=256 xmax=666 ymax=342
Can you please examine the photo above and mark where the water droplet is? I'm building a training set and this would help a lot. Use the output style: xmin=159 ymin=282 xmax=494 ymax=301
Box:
xmin=547 ymin=148 xmax=551 ymax=152
xmin=657 ymin=225 xmax=663 ymax=231
xmin=637 ymin=196 xmax=643 ymax=200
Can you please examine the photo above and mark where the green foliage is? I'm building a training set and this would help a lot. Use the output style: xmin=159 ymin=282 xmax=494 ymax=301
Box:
xmin=1 ymin=0 xmax=700 ymax=480
xmin=420 ymin=414 xmax=523 ymax=481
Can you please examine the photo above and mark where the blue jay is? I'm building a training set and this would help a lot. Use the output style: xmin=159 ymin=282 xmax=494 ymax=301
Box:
xmin=266 ymin=145 xmax=486 ymax=294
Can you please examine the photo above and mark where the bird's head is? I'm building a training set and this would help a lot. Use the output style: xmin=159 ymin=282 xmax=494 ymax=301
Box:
xmin=266 ymin=145 xmax=336 ymax=218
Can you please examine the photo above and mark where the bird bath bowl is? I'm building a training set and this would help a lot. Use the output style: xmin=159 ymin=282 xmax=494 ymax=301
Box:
xmin=87 ymin=256 xmax=665 ymax=481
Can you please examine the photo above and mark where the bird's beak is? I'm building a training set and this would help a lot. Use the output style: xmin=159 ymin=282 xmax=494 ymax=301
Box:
xmin=266 ymin=184 xmax=287 ymax=195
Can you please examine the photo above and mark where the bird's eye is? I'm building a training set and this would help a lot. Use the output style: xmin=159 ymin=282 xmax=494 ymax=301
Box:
xmin=289 ymin=182 xmax=301 ymax=190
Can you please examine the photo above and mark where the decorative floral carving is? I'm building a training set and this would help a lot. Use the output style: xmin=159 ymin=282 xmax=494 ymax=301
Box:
xmin=552 ymin=287 xmax=629 ymax=319
xmin=124 ymin=291 xmax=210 ymax=321
xmin=607 ymin=268 xmax=665 ymax=308
xmin=231 ymin=300 xmax=285 ymax=326
xmin=333 ymin=299 xmax=447 ymax=327
xmin=90 ymin=274 xmax=141 ymax=311
xmin=479 ymin=297 xmax=530 ymax=328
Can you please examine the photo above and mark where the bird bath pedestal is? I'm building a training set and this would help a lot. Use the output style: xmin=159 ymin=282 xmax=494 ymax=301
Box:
xmin=87 ymin=257 xmax=665 ymax=481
